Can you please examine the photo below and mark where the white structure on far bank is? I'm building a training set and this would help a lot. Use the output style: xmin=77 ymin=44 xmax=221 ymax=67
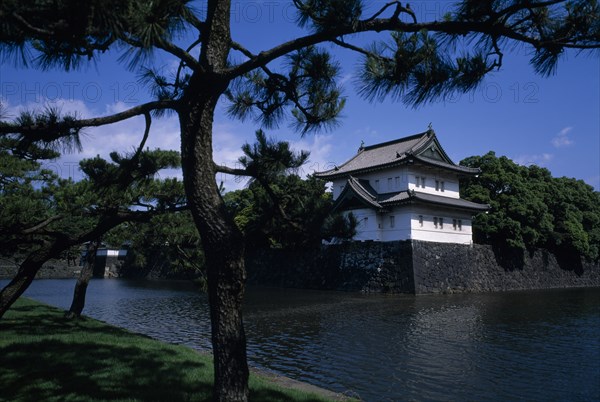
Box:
xmin=315 ymin=129 xmax=489 ymax=244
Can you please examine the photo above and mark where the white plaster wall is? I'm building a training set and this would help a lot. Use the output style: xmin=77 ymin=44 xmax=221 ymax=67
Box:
xmin=407 ymin=167 xmax=460 ymax=199
xmin=331 ymin=178 xmax=346 ymax=200
xmin=409 ymin=205 xmax=473 ymax=244
xmin=345 ymin=208 xmax=381 ymax=241
xmin=330 ymin=165 xmax=463 ymax=200
xmin=331 ymin=169 xmax=411 ymax=200
xmin=379 ymin=209 xmax=412 ymax=241
xmin=348 ymin=205 xmax=477 ymax=244
xmin=97 ymin=249 xmax=128 ymax=257
xmin=97 ymin=249 xmax=120 ymax=257
xmin=356 ymin=168 xmax=410 ymax=194
xmin=375 ymin=206 xmax=473 ymax=243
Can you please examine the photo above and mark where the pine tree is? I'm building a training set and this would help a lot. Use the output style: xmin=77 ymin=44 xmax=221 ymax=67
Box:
xmin=1 ymin=1 xmax=598 ymax=400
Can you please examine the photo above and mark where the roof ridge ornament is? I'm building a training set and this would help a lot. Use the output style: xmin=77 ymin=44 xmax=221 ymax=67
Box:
xmin=427 ymin=123 xmax=435 ymax=136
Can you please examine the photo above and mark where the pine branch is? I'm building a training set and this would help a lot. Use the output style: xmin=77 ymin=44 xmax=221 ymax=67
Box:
xmin=365 ymin=1 xmax=416 ymax=23
xmin=0 ymin=100 xmax=175 ymax=137
xmin=332 ymin=38 xmax=384 ymax=59
xmin=214 ymin=163 xmax=251 ymax=177
xmin=10 ymin=12 xmax=54 ymax=36
xmin=227 ymin=12 xmax=599 ymax=79
xmin=21 ymin=215 xmax=65 ymax=235
xmin=121 ymin=36 xmax=202 ymax=71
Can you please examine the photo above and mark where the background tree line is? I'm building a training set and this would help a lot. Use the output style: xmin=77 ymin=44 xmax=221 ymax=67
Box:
xmin=461 ymin=152 xmax=600 ymax=263
xmin=107 ymin=131 xmax=357 ymax=280
xmin=116 ymin=149 xmax=600 ymax=267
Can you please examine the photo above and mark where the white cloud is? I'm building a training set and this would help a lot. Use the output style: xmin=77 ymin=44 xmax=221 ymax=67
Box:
xmin=289 ymin=134 xmax=335 ymax=176
xmin=77 ymin=113 xmax=181 ymax=159
xmin=1 ymin=97 xmax=182 ymax=180
xmin=211 ymin=128 xmax=337 ymax=192
xmin=2 ymin=97 xmax=337 ymax=191
xmin=585 ymin=175 xmax=600 ymax=191
xmin=339 ymin=73 xmax=353 ymax=87
xmin=354 ymin=126 xmax=379 ymax=140
xmin=212 ymin=123 xmax=255 ymax=191
xmin=551 ymin=126 xmax=574 ymax=148
xmin=3 ymin=97 xmax=94 ymax=119
xmin=513 ymin=153 xmax=554 ymax=167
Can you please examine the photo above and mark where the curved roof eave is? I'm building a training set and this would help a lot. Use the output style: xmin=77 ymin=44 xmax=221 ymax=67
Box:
xmin=409 ymin=154 xmax=481 ymax=175
xmin=380 ymin=191 xmax=490 ymax=212
xmin=331 ymin=177 xmax=383 ymax=212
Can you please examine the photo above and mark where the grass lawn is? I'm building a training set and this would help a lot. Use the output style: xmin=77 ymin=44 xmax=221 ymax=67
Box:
xmin=0 ymin=298 xmax=339 ymax=402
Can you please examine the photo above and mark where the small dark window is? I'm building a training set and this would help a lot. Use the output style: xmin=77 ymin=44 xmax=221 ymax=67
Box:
xmin=418 ymin=215 xmax=423 ymax=227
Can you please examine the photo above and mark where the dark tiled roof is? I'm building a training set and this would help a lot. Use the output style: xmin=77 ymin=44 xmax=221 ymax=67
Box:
xmin=333 ymin=177 xmax=489 ymax=212
xmin=411 ymin=155 xmax=480 ymax=174
xmin=315 ymin=130 xmax=479 ymax=179
xmin=393 ymin=191 xmax=490 ymax=211
xmin=345 ymin=177 xmax=380 ymax=209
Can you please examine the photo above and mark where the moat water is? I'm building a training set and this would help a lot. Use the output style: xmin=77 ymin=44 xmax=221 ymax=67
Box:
xmin=4 ymin=279 xmax=599 ymax=401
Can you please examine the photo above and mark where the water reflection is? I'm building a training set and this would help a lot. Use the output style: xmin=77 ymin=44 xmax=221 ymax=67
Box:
xmin=5 ymin=279 xmax=599 ymax=402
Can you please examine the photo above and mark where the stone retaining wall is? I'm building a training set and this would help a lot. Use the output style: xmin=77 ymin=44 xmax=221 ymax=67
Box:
xmin=411 ymin=241 xmax=600 ymax=293
xmin=246 ymin=240 xmax=600 ymax=294
xmin=4 ymin=241 xmax=599 ymax=294
xmin=246 ymin=241 xmax=414 ymax=292
xmin=0 ymin=258 xmax=81 ymax=280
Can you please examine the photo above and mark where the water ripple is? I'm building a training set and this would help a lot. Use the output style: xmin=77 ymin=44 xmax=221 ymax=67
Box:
xmin=8 ymin=279 xmax=600 ymax=402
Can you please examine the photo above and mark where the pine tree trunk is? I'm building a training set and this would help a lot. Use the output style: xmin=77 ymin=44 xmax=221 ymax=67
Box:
xmin=65 ymin=240 xmax=100 ymax=319
xmin=181 ymin=1 xmax=249 ymax=399
xmin=0 ymin=242 xmax=59 ymax=318
xmin=180 ymin=83 xmax=249 ymax=401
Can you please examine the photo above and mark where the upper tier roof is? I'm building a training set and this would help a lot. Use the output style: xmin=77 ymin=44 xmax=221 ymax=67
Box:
xmin=315 ymin=130 xmax=480 ymax=180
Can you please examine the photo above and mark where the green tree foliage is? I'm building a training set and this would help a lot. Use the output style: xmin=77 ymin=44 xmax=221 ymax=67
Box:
xmin=0 ymin=140 xmax=60 ymax=255
xmin=461 ymin=152 xmax=600 ymax=261
xmin=224 ymin=131 xmax=356 ymax=249
xmin=2 ymin=1 xmax=598 ymax=399
xmin=0 ymin=136 xmax=187 ymax=317
xmin=224 ymin=174 xmax=355 ymax=250
xmin=107 ymin=211 xmax=205 ymax=282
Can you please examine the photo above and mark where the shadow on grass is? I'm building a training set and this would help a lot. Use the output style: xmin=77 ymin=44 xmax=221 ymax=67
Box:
xmin=0 ymin=340 xmax=211 ymax=401
xmin=0 ymin=299 xmax=335 ymax=402
xmin=0 ymin=299 xmax=208 ymax=401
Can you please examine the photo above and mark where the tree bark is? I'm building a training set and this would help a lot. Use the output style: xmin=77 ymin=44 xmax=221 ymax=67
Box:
xmin=180 ymin=1 xmax=249 ymax=400
xmin=65 ymin=239 xmax=100 ymax=319
xmin=180 ymin=81 xmax=249 ymax=401
xmin=0 ymin=240 xmax=64 ymax=318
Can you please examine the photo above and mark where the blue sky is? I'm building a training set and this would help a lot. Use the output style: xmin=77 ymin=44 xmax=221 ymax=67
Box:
xmin=1 ymin=1 xmax=598 ymax=190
